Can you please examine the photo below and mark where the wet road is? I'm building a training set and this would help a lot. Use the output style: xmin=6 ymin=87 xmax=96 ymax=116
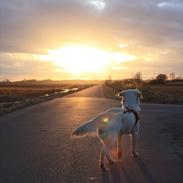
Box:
xmin=0 ymin=85 xmax=183 ymax=183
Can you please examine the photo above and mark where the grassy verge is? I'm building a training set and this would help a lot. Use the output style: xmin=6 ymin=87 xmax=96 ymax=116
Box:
xmin=104 ymin=80 xmax=183 ymax=104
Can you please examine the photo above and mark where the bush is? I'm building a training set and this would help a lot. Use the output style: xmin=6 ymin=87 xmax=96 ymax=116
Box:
xmin=148 ymin=74 xmax=167 ymax=85
xmin=156 ymin=74 xmax=167 ymax=80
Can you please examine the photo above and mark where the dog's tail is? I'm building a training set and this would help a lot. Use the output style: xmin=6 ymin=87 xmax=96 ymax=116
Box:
xmin=71 ymin=120 xmax=98 ymax=138
xmin=71 ymin=113 xmax=104 ymax=138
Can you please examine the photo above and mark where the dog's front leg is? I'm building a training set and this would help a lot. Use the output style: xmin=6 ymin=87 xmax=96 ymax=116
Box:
xmin=132 ymin=132 xmax=140 ymax=158
xmin=117 ymin=134 xmax=123 ymax=159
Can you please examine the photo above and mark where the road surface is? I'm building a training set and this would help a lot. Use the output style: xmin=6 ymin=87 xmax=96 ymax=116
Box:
xmin=0 ymin=85 xmax=183 ymax=183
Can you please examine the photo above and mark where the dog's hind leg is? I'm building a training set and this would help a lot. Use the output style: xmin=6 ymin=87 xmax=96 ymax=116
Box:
xmin=99 ymin=136 xmax=109 ymax=171
xmin=131 ymin=132 xmax=140 ymax=158
xmin=117 ymin=134 xmax=123 ymax=160
xmin=99 ymin=137 xmax=116 ymax=170
xmin=99 ymin=147 xmax=106 ymax=170
xmin=99 ymin=141 xmax=112 ymax=170
xmin=104 ymin=137 xmax=116 ymax=164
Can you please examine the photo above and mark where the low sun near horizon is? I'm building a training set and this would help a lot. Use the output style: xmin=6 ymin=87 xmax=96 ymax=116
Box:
xmin=39 ymin=44 xmax=136 ymax=75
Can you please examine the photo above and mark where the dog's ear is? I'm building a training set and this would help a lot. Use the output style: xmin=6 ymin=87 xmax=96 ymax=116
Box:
xmin=117 ymin=91 xmax=124 ymax=98
xmin=135 ymin=89 xmax=143 ymax=99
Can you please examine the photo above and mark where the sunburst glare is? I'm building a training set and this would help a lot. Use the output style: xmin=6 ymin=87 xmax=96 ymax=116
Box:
xmin=40 ymin=44 xmax=136 ymax=74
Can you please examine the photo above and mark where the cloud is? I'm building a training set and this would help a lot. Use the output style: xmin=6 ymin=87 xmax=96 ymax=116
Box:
xmin=157 ymin=1 xmax=183 ymax=10
xmin=0 ymin=0 xmax=183 ymax=79
xmin=1 ymin=0 xmax=182 ymax=52
xmin=87 ymin=0 xmax=106 ymax=11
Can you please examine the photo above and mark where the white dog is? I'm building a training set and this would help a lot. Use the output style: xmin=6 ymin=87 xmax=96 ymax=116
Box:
xmin=72 ymin=89 xmax=142 ymax=170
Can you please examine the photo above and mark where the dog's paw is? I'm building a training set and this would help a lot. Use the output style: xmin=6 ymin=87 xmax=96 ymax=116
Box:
xmin=100 ymin=163 xmax=106 ymax=171
xmin=107 ymin=158 xmax=116 ymax=165
xmin=100 ymin=163 xmax=110 ymax=171
xmin=132 ymin=152 xmax=140 ymax=158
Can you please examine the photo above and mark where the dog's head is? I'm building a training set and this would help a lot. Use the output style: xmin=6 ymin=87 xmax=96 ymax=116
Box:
xmin=117 ymin=89 xmax=143 ymax=112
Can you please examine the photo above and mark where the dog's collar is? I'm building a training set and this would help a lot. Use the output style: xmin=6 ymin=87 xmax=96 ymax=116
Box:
xmin=123 ymin=107 xmax=140 ymax=120
xmin=123 ymin=107 xmax=140 ymax=132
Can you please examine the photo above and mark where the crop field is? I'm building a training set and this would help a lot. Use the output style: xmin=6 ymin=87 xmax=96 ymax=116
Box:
xmin=0 ymin=86 xmax=68 ymax=103
xmin=0 ymin=82 xmax=96 ymax=116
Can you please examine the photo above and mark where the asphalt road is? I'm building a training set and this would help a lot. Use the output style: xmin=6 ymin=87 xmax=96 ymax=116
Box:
xmin=0 ymin=85 xmax=183 ymax=183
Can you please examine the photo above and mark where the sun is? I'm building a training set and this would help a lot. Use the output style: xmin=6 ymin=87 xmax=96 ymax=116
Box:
xmin=45 ymin=45 xmax=109 ymax=73
xmin=40 ymin=44 xmax=136 ymax=74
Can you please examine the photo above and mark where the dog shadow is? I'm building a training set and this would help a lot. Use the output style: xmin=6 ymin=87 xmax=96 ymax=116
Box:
xmin=101 ymin=157 xmax=156 ymax=183
xmin=101 ymin=163 xmax=136 ymax=183
xmin=134 ymin=157 xmax=156 ymax=183
xmin=101 ymin=163 xmax=122 ymax=183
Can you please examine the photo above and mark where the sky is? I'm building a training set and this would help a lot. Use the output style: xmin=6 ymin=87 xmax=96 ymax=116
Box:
xmin=0 ymin=0 xmax=183 ymax=80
